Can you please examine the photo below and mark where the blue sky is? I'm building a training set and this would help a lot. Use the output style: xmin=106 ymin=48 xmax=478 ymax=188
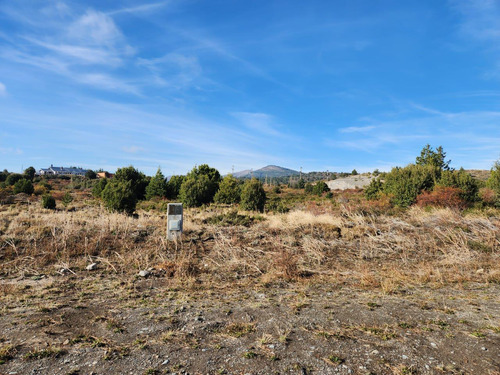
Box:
xmin=1 ymin=0 xmax=500 ymax=175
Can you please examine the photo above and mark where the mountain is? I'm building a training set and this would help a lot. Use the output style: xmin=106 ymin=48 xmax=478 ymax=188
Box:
xmin=232 ymin=165 xmax=300 ymax=179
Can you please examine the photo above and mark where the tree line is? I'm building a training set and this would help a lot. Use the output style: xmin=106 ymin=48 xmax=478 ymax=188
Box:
xmin=92 ymin=164 xmax=266 ymax=214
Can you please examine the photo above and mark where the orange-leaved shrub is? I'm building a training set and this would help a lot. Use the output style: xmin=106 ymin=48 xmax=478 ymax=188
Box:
xmin=478 ymin=187 xmax=497 ymax=206
xmin=416 ymin=186 xmax=466 ymax=209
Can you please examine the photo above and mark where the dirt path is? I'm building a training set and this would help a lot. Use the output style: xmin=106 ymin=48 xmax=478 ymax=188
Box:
xmin=1 ymin=276 xmax=499 ymax=375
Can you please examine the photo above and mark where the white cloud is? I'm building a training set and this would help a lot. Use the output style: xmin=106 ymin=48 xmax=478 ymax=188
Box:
xmin=0 ymin=82 xmax=6 ymax=96
xmin=338 ymin=125 xmax=375 ymax=133
xmin=69 ymin=9 xmax=123 ymax=47
xmin=107 ymin=1 xmax=171 ymax=16
xmin=232 ymin=112 xmax=283 ymax=137
xmin=122 ymin=145 xmax=144 ymax=154
xmin=77 ymin=74 xmax=140 ymax=94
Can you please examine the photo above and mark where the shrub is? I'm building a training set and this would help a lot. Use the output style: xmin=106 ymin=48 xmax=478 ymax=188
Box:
xmin=92 ymin=178 xmax=108 ymax=198
xmin=383 ymin=164 xmax=438 ymax=207
xmin=115 ymin=166 xmax=149 ymax=201
xmin=6 ymin=173 xmax=22 ymax=186
xmin=272 ymin=185 xmax=282 ymax=194
xmin=85 ymin=170 xmax=97 ymax=179
xmin=304 ymin=183 xmax=313 ymax=194
xmin=13 ymin=179 xmax=34 ymax=195
xmin=312 ymin=181 xmax=329 ymax=196
xmin=62 ymin=192 xmax=73 ymax=207
xmin=487 ymin=160 xmax=500 ymax=194
xmin=478 ymin=188 xmax=497 ymax=206
xmin=23 ymin=166 xmax=36 ymax=181
xmin=266 ymin=197 xmax=290 ymax=213
xmin=145 ymin=168 xmax=167 ymax=200
xmin=240 ymin=178 xmax=266 ymax=212
xmin=0 ymin=170 xmax=9 ymax=182
xmin=351 ymin=169 xmax=358 ymax=175
xmin=166 ymin=175 xmax=185 ymax=199
xmin=365 ymin=178 xmax=383 ymax=200
xmin=179 ymin=164 xmax=221 ymax=207
xmin=416 ymin=186 xmax=466 ymax=209
xmin=34 ymin=185 xmax=47 ymax=196
xmin=179 ymin=174 xmax=213 ymax=207
xmin=214 ymin=174 xmax=241 ymax=204
xmin=41 ymin=195 xmax=56 ymax=210
xmin=101 ymin=180 xmax=137 ymax=214
xmin=438 ymin=169 xmax=478 ymax=202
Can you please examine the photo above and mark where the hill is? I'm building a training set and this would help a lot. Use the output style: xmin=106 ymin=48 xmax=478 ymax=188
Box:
xmin=233 ymin=165 xmax=299 ymax=179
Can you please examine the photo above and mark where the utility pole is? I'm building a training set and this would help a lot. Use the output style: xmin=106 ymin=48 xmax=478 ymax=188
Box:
xmin=232 ymin=165 xmax=234 ymax=174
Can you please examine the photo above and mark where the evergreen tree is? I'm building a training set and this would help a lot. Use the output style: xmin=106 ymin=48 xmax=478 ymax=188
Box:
xmin=115 ymin=166 xmax=149 ymax=200
xmin=101 ymin=179 xmax=137 ymax=214
xmin=145 ymin=168 xmax=168 ymax=200
xmin=166 ymin=175 xmax=185 ymax=199
xmin=240 ymin=178 xmax=266 ymax=212
xmin=214 ymin=174 xmax=241 ymax=204
xmin=24 ymin=166 xmax=36 ymax=181
xmin=13 ymin=179 xmax=34 ymax=195
xmin=179 ymin=164 xmax=221 ymax=207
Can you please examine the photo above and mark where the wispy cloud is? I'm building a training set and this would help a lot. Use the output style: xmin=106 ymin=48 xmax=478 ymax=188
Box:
xmin=338 ymin=125 xmax=375 ymax=133
xmin=0 ymin=82 xmax=6 ymax=96
xmin=107 ymin=1 xmax=171 ymax=16
xmin=122 ymin=145 xmax=144 ymax=154
xmin=232 ymin=112 xmax=285 ymax=137
xmin=451 ymin=0 xmax=500 ymax=78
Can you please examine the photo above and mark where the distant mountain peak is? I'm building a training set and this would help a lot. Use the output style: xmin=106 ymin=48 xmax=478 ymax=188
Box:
xmin=232 ymin=165 xmax=299 ymax=178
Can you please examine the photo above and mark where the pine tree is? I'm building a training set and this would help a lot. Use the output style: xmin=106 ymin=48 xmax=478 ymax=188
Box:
xmin=145 ymin=168 xmax=168 ymax=200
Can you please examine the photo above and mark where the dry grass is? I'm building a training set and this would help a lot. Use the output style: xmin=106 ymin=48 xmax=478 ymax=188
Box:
xmin=0 ymin=202 xmax=499 ymax=291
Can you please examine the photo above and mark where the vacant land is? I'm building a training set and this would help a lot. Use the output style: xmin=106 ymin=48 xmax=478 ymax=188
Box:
xmin=0 ymin=198 xmax=499 ymax=374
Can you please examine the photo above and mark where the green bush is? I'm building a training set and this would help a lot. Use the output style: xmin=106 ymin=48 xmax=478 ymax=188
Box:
xmin=92 ymin=178 xmax=108 ymax=198
xmin=383 ymin=164 xmax=438 ymax=207
xmin=6 ymin=173 xmax=22 ymax=186
xmin=145 ymin=168 xmax=167 ymax=200
xmin=365 ymin=178 xmax=383 ymax=200
xmin=179 ymin=164 xmax=221 ymax=207
xmin=179 ymin=174 xmax=213 ymax=207
xmin=85 ymin=170 xmax=97 ymax=179
xmin=240 ymin=178 xmax=266 ymax=212
xmin=24 ymin=166 xmax=36 ymax=181
xmin=13 ymin=179 xmax=34 ymax=195
xmin=304 ymin=183 xmax=313 ymax=193
xmin=214 ymin=175 xmax=241 ymax=204
xmin=351 ymin=169 xmax=358 ymax=175
xmin=115 ymin=166 xmax=149 ymax=201
xmin=166 ymin=175 xmax=185 ymax=199
xmin=438 ymin=169 xmax=478 ymax=202
xmin=487 ymin=160 xmax=500 ymax=194
xmin=0 ymin=170 xmax=9 ymax=182
xmin=101 ymin=179 xmax=137 ymax=214
xmin=62 ymin=191 xmax=73 ymax=207
xmin=312 ymin=181 xmax=330 ymax=196
xmin=41 ymin=194 xmax=56 ymax=210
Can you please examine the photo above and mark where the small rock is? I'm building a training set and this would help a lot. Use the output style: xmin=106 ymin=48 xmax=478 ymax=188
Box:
xmin=59 ymin=268 xmax=70 ymax=275
xmin=476 ymin=268 xmax=485 ymax=274
xmin=268 ymin=344 xmax=275 ymax=349
xmin=86 ymin=263 xmax=97 ymax=271
xmin=138 ymin=270 xmax=150 ymax=277
xmin=481 ymin=347 xmax=487 ymax=351
xmin=431 ymin=342 xmax=437 ymax=348
xmin=162 ymin=359 xmax=170 ymax=365
xmin=402 ymin=355 xmax=408 ymax=360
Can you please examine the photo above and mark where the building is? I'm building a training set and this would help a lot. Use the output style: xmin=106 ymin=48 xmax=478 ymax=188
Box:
xmin=38 ymin=164 xmax=89 ymax=176
xmin=97 ymin=171 xmax=114 ymax=179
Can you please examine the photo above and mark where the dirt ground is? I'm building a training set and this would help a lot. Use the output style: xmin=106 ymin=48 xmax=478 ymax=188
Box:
xmin=0 ymin=275 xmax=499 ymax=375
